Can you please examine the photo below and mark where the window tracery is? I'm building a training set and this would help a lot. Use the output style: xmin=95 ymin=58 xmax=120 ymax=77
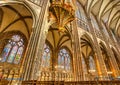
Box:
xmin=0 ymin=35 xmax=24 ymax=64
xmin=58 ymin=48 xmax=71 ymax=72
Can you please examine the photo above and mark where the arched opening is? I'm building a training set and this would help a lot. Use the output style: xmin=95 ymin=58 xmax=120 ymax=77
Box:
xmin=58 ymin=48 xmax=71 ymax=72
xmin=39 ymin=26 xmax=73 ymax=81
xmin=99 ymin=43 xmax=114 ymax=78
xmin=41 ymin=43 xmax=52 ymax=71
xmin=80 ymin=34 xmax=98 ymax=80
xmin=0 ymin=34 xmax=25 ymax=64
xmin=0 ymin=2 xmax=34 ymax=84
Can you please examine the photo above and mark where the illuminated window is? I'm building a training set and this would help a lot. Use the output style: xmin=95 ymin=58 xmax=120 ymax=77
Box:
xmin=58 ymin=48 xmax=71 ymax=71
xmin=41 ymin=44 xmax=51 ymax=70
xmin=0 ymin=35 xmax=24 ymax=64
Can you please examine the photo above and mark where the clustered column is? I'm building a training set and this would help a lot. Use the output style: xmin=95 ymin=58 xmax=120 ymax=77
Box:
xmin=72 ymin=21 xmax=83 ymax=81
xmin=22 ymin=0 xmax=49 ymax=80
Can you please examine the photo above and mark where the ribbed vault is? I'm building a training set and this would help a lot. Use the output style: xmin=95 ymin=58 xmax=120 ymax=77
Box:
xmin=78 ymin=0 xmax=120 ymax=37
xmin=46 ymin=27 xmax=72 ymax=52
xmin=0 ymin=4 xmax=33 ymax=39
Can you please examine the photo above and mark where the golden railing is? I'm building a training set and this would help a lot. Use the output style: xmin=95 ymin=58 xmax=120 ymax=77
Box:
xmin=37 ymin=71 xmax=73 ymax=81
xmin=22 ymin=80 xmax=120 ymax=85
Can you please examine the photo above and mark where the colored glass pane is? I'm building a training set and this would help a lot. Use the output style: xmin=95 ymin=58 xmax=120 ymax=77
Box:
xmin=58 ymin=48 xmax=71 ymax=71
xmin=7 ymin=45 xmax=18 ymax=63
xmin=12 ymin=35 xmax=20 ymax=41
xmin=14 ymin=47 xmax=23 ymax=64
xmin=0 ymin=35 xmax=24 ymax=64
xmin=1 ymin=44 xmax=11 ymax=62
xmin=41 ymin=44 xmax=51 ymax=70
xmin=89 ymin=56 xmax=96 ymax=70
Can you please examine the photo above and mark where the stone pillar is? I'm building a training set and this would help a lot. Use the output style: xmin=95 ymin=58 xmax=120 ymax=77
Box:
xmin=86 ymin=16 xmax=108 ymax=78
xmin=72 ymin=20 xmax=83 ymax=81
xmin=22 ymin=0 xmax=49 ymax=80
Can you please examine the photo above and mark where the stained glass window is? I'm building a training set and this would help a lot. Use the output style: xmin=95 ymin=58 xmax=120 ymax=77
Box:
xmin=0 ymin=35 xmax=24 ymax=64
xmin=7 ymin=45 xmax=18 ymax=63
xmin=14 ymin=47 xmax=24 ymax=64
xmin=58 ymin=48 xmax=71 ymax=72
xmin=1 ymin=44 xmax=11 ymax=62
xmin=41 ymin=44 xmax=51 ymax=70
xmin=89 ymin=56 xmax=96 ymax=70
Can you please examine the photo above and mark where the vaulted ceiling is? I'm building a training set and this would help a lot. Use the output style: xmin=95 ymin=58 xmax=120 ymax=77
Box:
xmin=46 ymin=28 xmax=72 ymax=52
xmin=78 ymin=0 xmax=120 ymax=37
xmin=0 ymin=4 xmax=33 ymax=39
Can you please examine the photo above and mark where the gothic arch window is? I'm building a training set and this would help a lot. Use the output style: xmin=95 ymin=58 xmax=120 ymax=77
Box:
xmin=0 ymin=35 xmax=24 ymax=64
xmin=58 ymin=48 xmax=71 ymax=72
xmin=41 ymin=43 xmax=51 ymax=70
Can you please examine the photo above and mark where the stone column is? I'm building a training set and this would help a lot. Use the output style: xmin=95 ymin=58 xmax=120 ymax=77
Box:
xmin=72 ymin=20 xmax=83 ymax=81
xmin=22 ymin=0 xmax=49 ymax=80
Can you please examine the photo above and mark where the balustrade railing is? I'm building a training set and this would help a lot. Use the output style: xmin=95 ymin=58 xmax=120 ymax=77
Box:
xmin=22 ymin=80 xmax=120 ymax=85
xmin=38 ymin=71 xmax=73 ymax=81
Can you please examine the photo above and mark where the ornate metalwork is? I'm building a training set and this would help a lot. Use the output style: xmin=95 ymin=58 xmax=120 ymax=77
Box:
xmin=49 ymin=0 xmax=75 ymax=32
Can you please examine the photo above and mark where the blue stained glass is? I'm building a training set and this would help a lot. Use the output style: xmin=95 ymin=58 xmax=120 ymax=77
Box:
xmin=0 ymin=35 xmax=24 ymax=64
xmin=89 ymin=56 xmax=96 ymax=70
xmin=58 ymin=55 xmax=61 ymax=65
xmin=14 ymin=47 xmax=23 ymax=64
xmin=41 ymin=44 xmax=51 ymax=69
xmin=7 ymin=45 xmax=18 ymax=63
xmin=58 ymin=48 xmax=71 ymax=71
xmin=1 ymin=44 xmax=11 ymax=62
xmin=42 ymin=55 xmax=45 ymax=67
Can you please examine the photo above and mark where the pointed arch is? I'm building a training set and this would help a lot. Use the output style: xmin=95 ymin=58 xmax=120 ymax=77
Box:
xmin=0 ymin=1 xmax=37 ymax=39
xmin=0 ymin=31 xmax=27 ymax=64
xmin=41 ymin=42 xmax=52 ymax=71
xmin=99 ymin=42 xmax=112 ymax=72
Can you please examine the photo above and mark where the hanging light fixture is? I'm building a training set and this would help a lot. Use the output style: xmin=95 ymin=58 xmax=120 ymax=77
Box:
xmin=49 ymin=0 xmax=75 ymax=32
